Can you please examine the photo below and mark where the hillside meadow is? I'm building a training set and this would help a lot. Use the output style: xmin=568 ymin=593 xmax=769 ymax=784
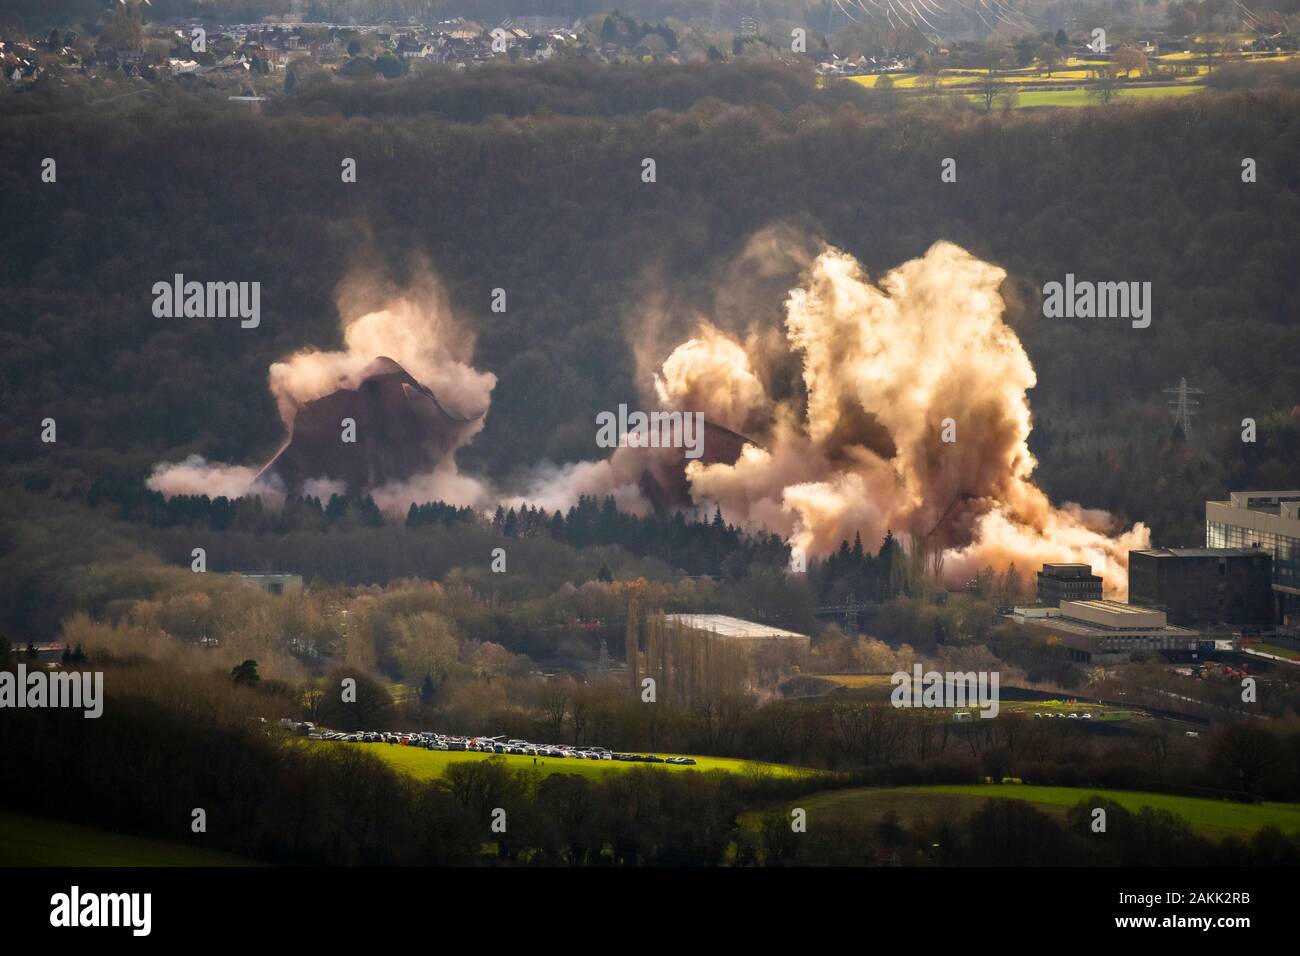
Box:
xmin=311 ymin=740 xmax=815 ymax=782
xmin=0 ymin=809 xmax=255 ymax=867
xmin=788 ymin=784 xmax=1300 ymax=840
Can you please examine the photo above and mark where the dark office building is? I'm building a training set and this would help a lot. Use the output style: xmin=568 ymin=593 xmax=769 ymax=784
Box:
xmin=1036 ymin=563 xmax=1103 ymax=607
xmin=1207 ymin=491 xmax=1300 ymax=632
xmin=1127 ymin=548 xmax=1273 ymax=627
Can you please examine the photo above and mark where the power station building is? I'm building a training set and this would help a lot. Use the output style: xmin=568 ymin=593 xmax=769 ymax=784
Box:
xmin=1036 ymin=563 xmax=1103 ymax=607
xmin=1011 ymin=599 xmax=1202 ymax=663
xmin=1206 ymin=490 xmax=1300 ymax=632
xmin=1128 ymin=548 xmax=1273 ymax=628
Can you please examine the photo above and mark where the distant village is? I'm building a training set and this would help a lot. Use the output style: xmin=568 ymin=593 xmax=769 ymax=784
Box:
xmin=2 ymin=7 xmax=1296 ymax=95
xmin=2 ymin=14 xmax=756 ymax=94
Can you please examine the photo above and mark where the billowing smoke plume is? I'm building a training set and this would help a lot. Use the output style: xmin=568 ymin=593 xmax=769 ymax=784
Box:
xmin=653 ymin=325 xmax=770 ymax=435
xmin=604 ymin=239 xmax=1147 ymax=594
xmin=267 ymin=268 xmax=494 ymax=430
xmin=681 ymin=241 xmax=1148 ymax=593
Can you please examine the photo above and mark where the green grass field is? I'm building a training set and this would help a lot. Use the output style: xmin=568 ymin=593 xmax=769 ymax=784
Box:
xmin=1247 ymin=643 xmax=1300 ymax=661
xmin=837 ymin=47 xmax=1253 ymax=108
xmin=793 ymin=784 xmax=1300 ymax=839
xmin=847 ymin=49 xmax=1299 ymax=102
xmin=852 ymin=66 xmax=1208 ymax=91
xmin=0 ymin=809 xmax=255 ymax=867
xmin=988 ymin=85 xmax=1206 ymax=108
xmin=997 ymin=700 xmax=1126 ymax=720
xmin=346 ymin=742 xmax=809 ymax=782
xmin=819 ymin=673 xmax=895 ymax=690
xmin=816 ymin=678 xmax=1131 ymax=721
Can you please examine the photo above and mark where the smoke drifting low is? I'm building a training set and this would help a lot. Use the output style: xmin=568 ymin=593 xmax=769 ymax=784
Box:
xmin=145 ymin=455 xmax=279 ymax=500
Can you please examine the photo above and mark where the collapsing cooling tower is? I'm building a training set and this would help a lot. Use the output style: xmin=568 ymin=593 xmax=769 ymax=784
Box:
xmin=258 ymin=356 xmax=480 ymax=495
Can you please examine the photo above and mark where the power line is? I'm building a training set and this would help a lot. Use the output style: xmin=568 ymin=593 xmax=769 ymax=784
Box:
xmin=1164 ymin=377 xmax=1204 ymax=439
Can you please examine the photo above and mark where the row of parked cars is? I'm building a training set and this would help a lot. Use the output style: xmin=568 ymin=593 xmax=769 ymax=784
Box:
xmin=314 ymin=730 xmax=697 ymax=765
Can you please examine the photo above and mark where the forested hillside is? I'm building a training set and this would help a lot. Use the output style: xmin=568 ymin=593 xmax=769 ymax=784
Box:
xmin=2 ymin=62 xmax=1298 ymax=546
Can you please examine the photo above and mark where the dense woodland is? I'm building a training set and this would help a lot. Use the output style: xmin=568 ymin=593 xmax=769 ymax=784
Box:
xmin=3 ymin=62 xmax=1298 ymax=557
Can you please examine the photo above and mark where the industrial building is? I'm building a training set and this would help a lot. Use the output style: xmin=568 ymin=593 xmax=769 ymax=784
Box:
xmin=661 ymin=614 xmax=811 ymax=653
xmin=1035 ymin=563 xmax=1103 ymax=607
xmin=1009 ymin=599 xmax=1203 ymax=663
xmin=1128 ymin=548 xmax=1273 ymax=627
xmin=1206 ymin=490 xmax=1300 ymax=632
